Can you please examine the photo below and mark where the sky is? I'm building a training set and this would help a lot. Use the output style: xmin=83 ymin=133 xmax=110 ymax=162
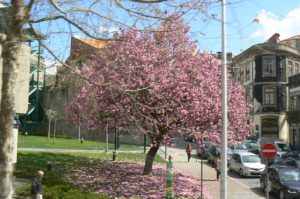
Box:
xmin=189 ymin=0 xmax=300 ymax=55
xmin=41 ymin=0 xmax=300 ymax=73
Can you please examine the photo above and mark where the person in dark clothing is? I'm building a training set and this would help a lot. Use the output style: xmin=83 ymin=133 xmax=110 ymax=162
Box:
xmin=31 ymin=170 xmax=44 ymax=199
xmin=186 ymin=144 xmax=192 ymax=162
xmin=214 ymin=152 xmax=221 ymax=181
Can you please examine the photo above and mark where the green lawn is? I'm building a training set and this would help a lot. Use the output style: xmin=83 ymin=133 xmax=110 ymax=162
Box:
xmin=15 ymin=151 xmax=165 ymax=199
xmin=18 ymin=135 xmax=144 ymax=151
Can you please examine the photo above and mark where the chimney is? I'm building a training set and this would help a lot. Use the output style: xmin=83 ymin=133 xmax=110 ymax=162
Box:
xmin=267 ymin=33 xmax=280 ymax=43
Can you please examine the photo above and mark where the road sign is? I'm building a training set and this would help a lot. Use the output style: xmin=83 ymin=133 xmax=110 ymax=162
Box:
xmin=262 ymin=143 xmax=277 ymax=158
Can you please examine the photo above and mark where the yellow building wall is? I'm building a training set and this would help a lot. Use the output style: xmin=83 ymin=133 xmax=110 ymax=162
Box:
xmin=253 ymin=113 xmax=289 ymax=144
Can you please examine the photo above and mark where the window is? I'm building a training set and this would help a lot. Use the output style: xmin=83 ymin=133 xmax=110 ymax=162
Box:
xmin=245 ymin=62 xmax=251 ymax=81
xmin=288 ymin=61 xmax=294 ymax=76
xmin=295 ymin=63 xmax=299 ymax=74
xmin=262 ymin=56 xmax=276 ymax=76
xmin=245 ymin=89 xmax=250 ymax=104
xmin=240 ymin=67 xmax=244 ymax=82
xmin=264 ymin=87 xmax=276 ymax=105
xmin=290 ymin=96 xmax=296 ymax=111
xmin=235 ymin=68 xmax=240 ymax=82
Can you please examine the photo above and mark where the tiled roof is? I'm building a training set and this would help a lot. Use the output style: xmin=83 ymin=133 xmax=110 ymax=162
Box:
xmin=280 ymin=35 xmax=300 ymax=41
xmin=75 ymin=37 xmax=107 ymax=49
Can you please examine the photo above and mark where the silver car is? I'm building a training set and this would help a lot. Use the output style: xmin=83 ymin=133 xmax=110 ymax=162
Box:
xmin=228 ymin=151 xmax=265 ymax=177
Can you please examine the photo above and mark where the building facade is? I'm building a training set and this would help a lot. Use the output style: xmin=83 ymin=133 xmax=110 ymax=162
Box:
xmin=231 ymin=34 xmax=300 ymax=144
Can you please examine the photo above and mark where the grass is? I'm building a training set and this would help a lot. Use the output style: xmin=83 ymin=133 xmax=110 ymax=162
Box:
xmin=15 ymin=151 xmax=165 ymax=199
xmin=18 ymin=135 xmax=144 ymax=151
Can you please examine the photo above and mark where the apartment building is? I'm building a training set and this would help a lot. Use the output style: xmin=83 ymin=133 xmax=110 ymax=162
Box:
xmin=231 ymin=33 xmax=300 ymax=145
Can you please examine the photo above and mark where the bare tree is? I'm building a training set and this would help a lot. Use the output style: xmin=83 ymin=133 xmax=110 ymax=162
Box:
xmin=45 ymin=109 xmax=58 ymax=143
xmin=0 ymin=1 xmax=215 ymax=198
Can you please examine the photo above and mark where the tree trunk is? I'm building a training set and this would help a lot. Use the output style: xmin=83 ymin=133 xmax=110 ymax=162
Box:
xmin=0 ymin=42 xmax=19 ymax=199
xmin=53 ymin=119 xmax=57 ymax=144
xmin=0 ymin=2 xmax=27 ymax=198
xmin=143 ymin=146 xmax=159 ymax=175
xmin=48 ymin=118 xmax=51 ymax=143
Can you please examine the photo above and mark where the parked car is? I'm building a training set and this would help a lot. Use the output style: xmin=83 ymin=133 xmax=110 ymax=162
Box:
xmin=207 ymin=144 xmax=220 ymax=164
xmin=260 ymin=165 xmax=300 ymax=199
xmin=280 ymin=157 xmax=300 ymax=169
xmin=231 ymin=143 xmax=248 ymax=153
xmin=196 ymin=141 xmax=211 ymax=159
xmin=248 ymin=146 xmax=260 ymax=156
xmin=281 ymin=151 xmax=300 ymax=160
xmin=245 ymin=140 xmax=258 ymax=149
xmin=274 ymin=141 xmax=291 ymax=157
xmin=207 ymin=144 xmax=233 ymax=163
xmin=228 ymin=151 xmax=265 ymax=177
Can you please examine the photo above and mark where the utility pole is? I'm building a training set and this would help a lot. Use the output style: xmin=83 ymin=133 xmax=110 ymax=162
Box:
xmin=220 ymin=0 xmax=228 ymax=199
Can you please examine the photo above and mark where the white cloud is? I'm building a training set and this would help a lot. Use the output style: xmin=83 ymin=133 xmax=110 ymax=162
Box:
xmin=251 ymin=7 xmax=300 ymax=41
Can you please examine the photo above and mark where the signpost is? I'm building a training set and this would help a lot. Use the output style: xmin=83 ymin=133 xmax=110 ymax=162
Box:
xmin=261 ymin=143 xmax=277 ymax=199
xmin=166 ymin=155 xmax=173 ymax=199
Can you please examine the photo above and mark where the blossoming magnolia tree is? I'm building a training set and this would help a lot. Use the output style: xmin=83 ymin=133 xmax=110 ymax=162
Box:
xmin=66 ymin=17 xmax=252 ymax=175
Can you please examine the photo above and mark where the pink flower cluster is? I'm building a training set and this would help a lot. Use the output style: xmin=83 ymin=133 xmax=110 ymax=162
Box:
xmin=66 ymin=16 xmax=252 ymax=147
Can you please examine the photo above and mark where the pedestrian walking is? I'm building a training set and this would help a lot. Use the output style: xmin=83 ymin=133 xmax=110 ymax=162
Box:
xmin=186 ymin=144 xmax=192 ymax=162
xmin=31 ymin=170 xmax=44 ymax=199
xmin=214 ymin=152 xmax=221 ymax=181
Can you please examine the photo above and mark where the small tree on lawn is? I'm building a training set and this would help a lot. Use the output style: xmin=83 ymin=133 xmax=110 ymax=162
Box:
xmin=66 ymin=17 xmax=253 ymax=175
xmin=45 ymin=109 xmax=59 ymax=143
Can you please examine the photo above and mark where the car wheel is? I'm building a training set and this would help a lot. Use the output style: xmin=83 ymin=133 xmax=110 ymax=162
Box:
xmin=239 ymin=169 xmax=244 ymax=177
xmin=279 ymin=190 xmax=285 ymax=199
xmin=260 ymin=180 xmax=265 ymax=192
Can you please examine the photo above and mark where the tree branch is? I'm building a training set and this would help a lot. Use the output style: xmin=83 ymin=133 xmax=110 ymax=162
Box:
xmin=129 ymin=0 xmax=168 ymax=3
xmin=30 ymin=15 xmax=112 ymax=40
xmin=113 ymin=0 xmax=167 ymax=20
xmin=26 ymin=0 xmax=36 ymax=11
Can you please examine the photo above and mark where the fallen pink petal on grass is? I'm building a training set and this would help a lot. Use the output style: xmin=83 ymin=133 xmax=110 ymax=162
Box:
xmin=66 ymin=160 xmax=211 ymax=198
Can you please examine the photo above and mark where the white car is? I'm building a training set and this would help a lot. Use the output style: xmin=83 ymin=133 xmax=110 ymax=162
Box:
xmin=228 ymin=151 xmax=265 ymax=177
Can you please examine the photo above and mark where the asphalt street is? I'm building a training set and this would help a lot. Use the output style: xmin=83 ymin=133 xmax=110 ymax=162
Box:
xmin=158 ymin=146 xmax=274 ymax=199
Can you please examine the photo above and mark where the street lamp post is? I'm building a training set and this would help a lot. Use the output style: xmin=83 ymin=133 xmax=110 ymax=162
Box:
xmin=221 ymin=0 xmax=228 ymax=199
xmin=200 ymin=134 xmax=203 ymax=199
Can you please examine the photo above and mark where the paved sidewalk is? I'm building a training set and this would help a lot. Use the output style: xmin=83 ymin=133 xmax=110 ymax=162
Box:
xmin=158 ymin=147 xmax=265 ymax=199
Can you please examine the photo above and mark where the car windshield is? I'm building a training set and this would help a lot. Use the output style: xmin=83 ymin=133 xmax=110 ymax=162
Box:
xmin=241 ymin=155 xmax=260 ymax=163
xmin=277 ymin=143 xmax=290 ymax=151
xmin=235 ymin=144 xmax=247 ymax=150
xmin=280 ymin=170 xmax=300 ymax=181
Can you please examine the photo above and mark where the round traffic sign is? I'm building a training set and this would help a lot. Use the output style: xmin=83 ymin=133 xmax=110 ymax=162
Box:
xmin=262 ymin=143 xmax=277 ymax=158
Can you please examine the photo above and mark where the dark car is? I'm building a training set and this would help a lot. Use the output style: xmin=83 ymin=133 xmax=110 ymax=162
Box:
xmin=260 ymin=165 xmax=300 ymax=199
xmin=281 ymin=151 xmax=300 ymax=160
xmin=245 ymin=140 xmax=258 ymax=149
xmin=280 ymin=157 xmax=300 ymax=169
xmin=207 ymin=144 xmax=233 ymax=163
xmin=196 ymin=141 xmax=211 ymax=159
xmin=207 ymin=144 xmax=220 ymax=163
xmin=248 ymin=146 xmax=260 ymax=156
